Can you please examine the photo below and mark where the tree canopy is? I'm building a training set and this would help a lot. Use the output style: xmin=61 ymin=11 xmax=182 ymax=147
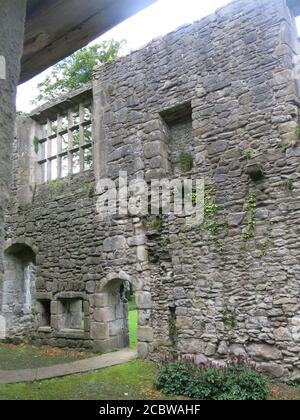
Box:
xmin=33 ymin=40 xmax=125 ymax=105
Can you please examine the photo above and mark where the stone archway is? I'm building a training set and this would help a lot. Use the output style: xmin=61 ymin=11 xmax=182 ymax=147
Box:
xmin=91 ymin=271 xmax=153 ymax=357
xmin=0 ymin=242 xmax=36 ymax=340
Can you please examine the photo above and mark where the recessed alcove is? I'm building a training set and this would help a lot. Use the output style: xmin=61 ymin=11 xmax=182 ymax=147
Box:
xmin=160 ymin=102 xmax=194 ymax=175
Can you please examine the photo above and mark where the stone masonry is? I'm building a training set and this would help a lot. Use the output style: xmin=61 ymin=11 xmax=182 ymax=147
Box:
xmin=0 ymin=0 xmax=27 ymax=340
xmin=2 ymin=0 xmax=300 ymax=381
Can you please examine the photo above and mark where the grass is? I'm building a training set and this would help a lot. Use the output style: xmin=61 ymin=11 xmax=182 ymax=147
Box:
xmin=0 ymin=356 xmax=299 ymax=400
xmin=0 ymin=360 xmax=183 ymax=400
xmin=129 ymin=310 xmax=137 ymax=348
xmin=0 ymin=343 xmax=91 ymax=370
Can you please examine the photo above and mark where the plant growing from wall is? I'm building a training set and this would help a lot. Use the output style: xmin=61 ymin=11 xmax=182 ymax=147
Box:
xmin=159 ymin=238 xmax=169 ymax=249
xmin=204 ymin=188 xmax=225 ymax=253
xmin=48 ymin=179 xmax=65 ymax=194
xmin=283 ymin=178 xmax=293 ymax=192
xmin=149 ymin=217 xmax=162 ymax=231
xmin=295 ymin=127 xmax=300 ymax=139
xmin=243 ymin=192 xmax=257 ymax=242
xmin=241 ymin=148 xmax=254 ymax=160
xmin=279 ymin=127 xmax=300 ymax=152
xmin=33 ymin=136 xmax=40 ymax=155
xmin=223 ymin=305 xmax=238 ymax=330
xmin=179 ymin=152 xmax=193 ymax=173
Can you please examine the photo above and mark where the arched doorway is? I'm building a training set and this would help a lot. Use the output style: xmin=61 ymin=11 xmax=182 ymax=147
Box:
xmin=91 ymin=271 xmax=152 ymax=355
xmin=1 ymin=243 xmax=36 ymax=340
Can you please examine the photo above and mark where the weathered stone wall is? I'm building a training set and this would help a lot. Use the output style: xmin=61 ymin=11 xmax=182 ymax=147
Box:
xmin=92 ymin=0 xmax=300 ymax=380
xmin=0 ymin=0 xmax=27 ymax=339
xmin=4 ymin=0 xmax=300 ymax=380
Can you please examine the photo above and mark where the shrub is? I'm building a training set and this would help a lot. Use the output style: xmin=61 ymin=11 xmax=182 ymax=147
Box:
xmin=179 ymin=152 xmax=193 ymax=172
xmin=155 ymin=357 xmax=269 ymax=400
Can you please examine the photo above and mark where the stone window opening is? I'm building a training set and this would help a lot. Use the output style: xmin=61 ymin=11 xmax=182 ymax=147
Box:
xmin=57 ymin=298 xmax=85 ymax=331
xmin=37 ymin=300 xmax=51 ymax=328
xmin=160 ymin=102 xmax=193 ymax=176
xmin=36 ymin=101 xmax=93 ymax=182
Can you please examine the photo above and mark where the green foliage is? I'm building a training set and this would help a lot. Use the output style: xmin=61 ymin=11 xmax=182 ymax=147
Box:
xmin=243 ymin=192 xmax=256 ymax=242
xmin=159 ymin=238 xmax=169 ymax=249
xmin=241 ymin=149 xmax=254 ymax=159
xmin=191 ymin=192 xmax=197 ymax=206
xmin=283 ymin=178 xmax=293 ymax=192
xmin=129 ymin=309 xmax=137 ymax=348
xmin=33 ymin=40 xmax=125 ymax=105
xmin=295 ymin=127 xmax=300 ymax=139
xmin=223 ymin=305 xmax=238 ymax=330
xmin=203 ymin=188 xmax=224 ymax=253
xmin=280 ymin=128 xmax=300 ymax=152
xmin=48 ymin=179 xmax=65 ymax=194
xmin=33 ymin=136 xmax=39 ymax=154
xmin=156 ymin=358 xmax=269 ymax=400
xmin=204 ymin=189 xmax=219 ymax=234
xmin=179 ymin=152 xmax=193 ymax=173
xmin=149 ymin=217 xmax=162 ymax=230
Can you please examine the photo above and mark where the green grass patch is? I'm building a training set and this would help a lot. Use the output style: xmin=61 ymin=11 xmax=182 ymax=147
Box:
xmin=0 ymin=360 xmax=183 ymax=400
xmin=129 ymin=310 xmax=137 ymax=348
xmin=0 ymin=343 xmax=91 ymax=371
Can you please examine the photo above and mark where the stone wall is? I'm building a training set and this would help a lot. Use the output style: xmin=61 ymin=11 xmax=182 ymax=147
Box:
xmin=3 ymin=0 xmax=300 ymax=380
xmin=0 ymin=0 xmax=27 ymax=339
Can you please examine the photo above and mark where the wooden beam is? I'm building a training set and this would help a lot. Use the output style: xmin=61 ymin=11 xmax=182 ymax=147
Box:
xmin=21 ymin=0 xmax=157 ymax=83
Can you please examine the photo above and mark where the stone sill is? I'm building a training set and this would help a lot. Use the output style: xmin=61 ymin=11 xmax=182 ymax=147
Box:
xmin=38 ymin=326 xmax=51 ymax=333
xmin=56 ymin=329 xmax=85 ymax=339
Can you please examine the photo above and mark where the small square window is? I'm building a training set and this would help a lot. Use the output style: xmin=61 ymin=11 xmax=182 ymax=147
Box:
xmin=84 ymin=147 xmax=93 ymax=170
xmin=72 ymin=151 xmax=80 ymax=174
xmin=73 ymin=108 xmax=80 ymax=126
xmin=61 ymin=155 xmax=68 ymax=177
xmin=61 ymin=114 xmax=68 ymax=132
xmin=72 ymin=129 xmax=80 ymax=148
xmin=58 ymin=299 xmax=84 ymax=331
xmin=49 ymin=137 xmax=57 ymax=157
xmin=84 ymin=126 xmax=92 ymax=144
xmin=51 ymin=158 xmax=58 ymax=180
xmin=84 ymin=105 xmax=92 ymax=121
xmin=51 ymin=119 xmax=57 ymax=135
xmin=61 ymin=133 xmax=68 ymax=151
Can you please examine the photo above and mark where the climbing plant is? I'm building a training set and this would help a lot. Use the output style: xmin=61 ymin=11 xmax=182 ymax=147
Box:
xmin=243 ymin=192 xmax=257 ymax=242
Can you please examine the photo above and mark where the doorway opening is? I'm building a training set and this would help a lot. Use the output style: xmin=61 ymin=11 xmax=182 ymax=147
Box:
xmin=2 ymin=243 xmax=36 ymax=339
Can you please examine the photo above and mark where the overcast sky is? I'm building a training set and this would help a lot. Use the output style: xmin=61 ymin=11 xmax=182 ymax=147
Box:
xmin=17 ymin=0 xmax=300 ymax=112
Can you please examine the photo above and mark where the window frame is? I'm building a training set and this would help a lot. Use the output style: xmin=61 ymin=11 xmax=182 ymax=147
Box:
xmin=37 ymin=100 xmax=93 ymax=182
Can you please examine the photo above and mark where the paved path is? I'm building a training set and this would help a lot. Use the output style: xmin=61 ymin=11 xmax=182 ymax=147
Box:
xmin=0 ymin=348 xmax=137 ymax=384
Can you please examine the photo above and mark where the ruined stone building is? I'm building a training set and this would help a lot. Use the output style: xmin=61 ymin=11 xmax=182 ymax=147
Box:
xmin=1 ymin=0 xmax=300 ymax=382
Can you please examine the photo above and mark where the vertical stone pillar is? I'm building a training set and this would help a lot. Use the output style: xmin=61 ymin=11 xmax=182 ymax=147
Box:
xmin=0 ymin=0 xmax=27 ymax=337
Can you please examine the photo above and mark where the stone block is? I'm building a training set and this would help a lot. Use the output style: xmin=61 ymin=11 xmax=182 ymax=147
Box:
xmin=93 ymin=293 xmax=109 ymax=308
xmin=138 ymin=326 xmax=154 ymax=342
xmin=136 ymin=291 xmax=152 ymax=309
xmin=94 ymin=307 xmax=114 ymax=322
xmin=138 ymin=342 xmax=149 ymax=358
xmin=247 ymin=344 xmax=282 ymax=361
xmin=90 ymin=322 xmax=109 ymax=340
xmin=103 ymin=236 xmax=126 ymax=252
